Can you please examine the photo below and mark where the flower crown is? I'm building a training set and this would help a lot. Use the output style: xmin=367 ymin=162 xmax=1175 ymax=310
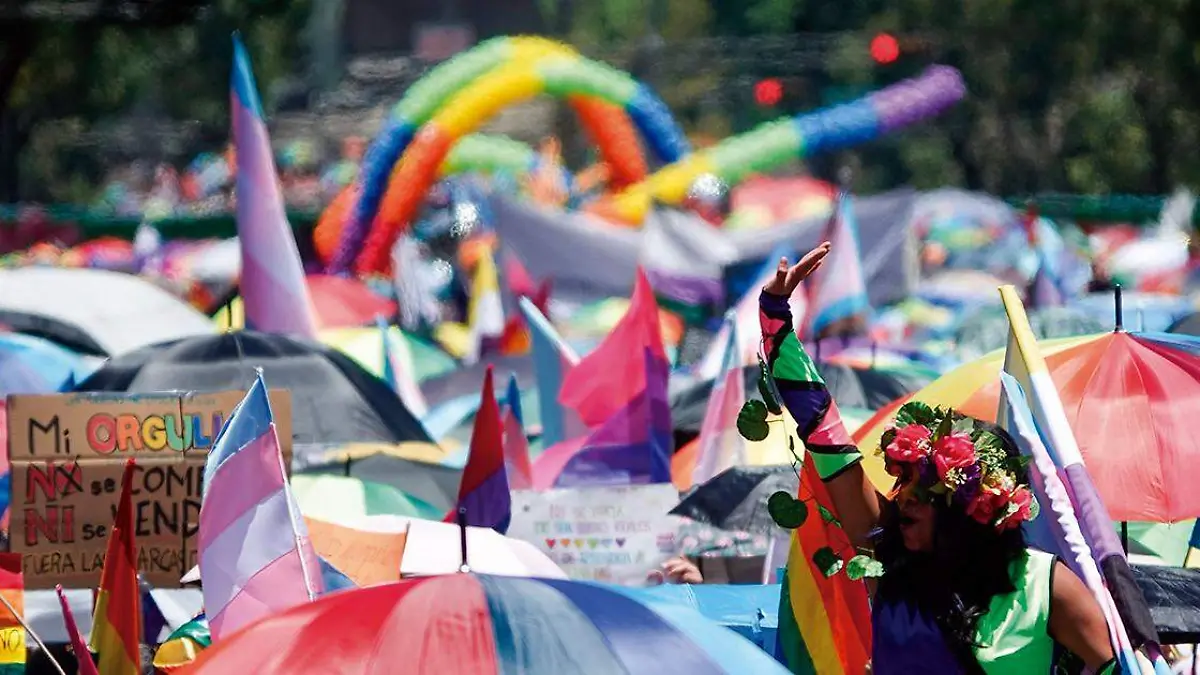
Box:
xmin=878 ymin=402 xmax=1039 ymax=531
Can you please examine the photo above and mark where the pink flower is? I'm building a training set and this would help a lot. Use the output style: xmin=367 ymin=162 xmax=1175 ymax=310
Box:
xmin=996 ymin=487 xmax=1034 ymax=531
xmin=885 ymin=425 xmax=932 ymax=464
xmin=933 ymin=432 xmax=977 ymax=479
xmin=966 ymin=486 xmax=1006 ymax=525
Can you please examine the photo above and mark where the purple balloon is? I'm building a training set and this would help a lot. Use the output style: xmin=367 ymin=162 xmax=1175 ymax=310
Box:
xmin=872 ymin=66 xmax=966 ymax=133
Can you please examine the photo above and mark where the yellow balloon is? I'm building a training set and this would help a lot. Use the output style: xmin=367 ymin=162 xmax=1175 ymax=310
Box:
xmin=433 ymin=67 xmax=548 ymax=139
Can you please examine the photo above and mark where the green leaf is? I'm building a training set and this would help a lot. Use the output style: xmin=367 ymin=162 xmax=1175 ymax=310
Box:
xmin=952 ymin=417 xmax=976 ymax=436
xmin=758 ymin=371 xmax=783 ymax=416
xmin=737 ymin=400 xmax=770 ymax=441
xmin=768 ymin=490 xmax=808 ymax=529
xmin=812 ymin=546 xmax=844 ymax=577
xmin=973 ymin=430 xmax=1007 ymax=468
xmin=846 ymin=555 xmax=885 ymax=580
xmin=895 ymin=401 xmax=935 ymax=427
xmin=933 ymin=411 xmax=954 ymax=441
xmin=818 ymin=504 xmax=841 ymax=527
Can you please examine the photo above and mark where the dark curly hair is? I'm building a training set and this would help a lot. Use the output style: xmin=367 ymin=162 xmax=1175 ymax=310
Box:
xmin=873 ymin=417 xmax=1029 ymax=675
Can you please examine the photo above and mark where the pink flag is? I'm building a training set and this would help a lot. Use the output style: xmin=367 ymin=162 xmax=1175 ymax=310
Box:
xmin=232 ymin=35 xmax=320 ymax=338
xmin=56 ymin=584 xmax=99 ymax=675
xmin=692 ymin=313 xmax=747 ymax=485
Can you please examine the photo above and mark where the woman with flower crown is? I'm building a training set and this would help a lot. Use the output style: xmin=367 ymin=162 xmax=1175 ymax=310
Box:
xmin=761 ymin=242 xmax=1118 ymax=675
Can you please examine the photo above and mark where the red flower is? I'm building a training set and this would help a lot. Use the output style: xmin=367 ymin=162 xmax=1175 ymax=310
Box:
xmin=933 ymin=432 xmax=977 ymax=479
xmin=966 ymin=486 xmax=1006 ymax=525
xmin=885 ymin=424 xmax=932 ymax=464
xmin=996 ymin=487 xmax=1035 ymax=531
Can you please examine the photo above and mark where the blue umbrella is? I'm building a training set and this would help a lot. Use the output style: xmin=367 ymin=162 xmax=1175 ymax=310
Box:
xmin=0 ymin=333 xmax=96 ymax=395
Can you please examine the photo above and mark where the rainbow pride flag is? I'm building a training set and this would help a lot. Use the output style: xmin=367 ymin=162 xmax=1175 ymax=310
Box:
xmin=89 ymin=460 xmax=140 ymax=675
xmin=758 ymin=291 xmax=871 ymax=674
xmin=0 ymin=554 xmax=23 ymax=675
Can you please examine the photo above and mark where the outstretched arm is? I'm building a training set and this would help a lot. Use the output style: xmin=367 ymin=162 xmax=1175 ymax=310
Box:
xmin=760 ymin=247 xmax=881 ymax=548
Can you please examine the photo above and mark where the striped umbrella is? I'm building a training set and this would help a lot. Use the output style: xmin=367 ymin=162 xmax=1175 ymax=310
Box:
xmin=182 ymin=574 xmax=789 ymax=674
xmin=856 ymin=331 xmax=1200 ymax=522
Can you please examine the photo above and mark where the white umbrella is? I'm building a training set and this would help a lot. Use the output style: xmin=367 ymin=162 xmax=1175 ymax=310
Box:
xmin=362 ymin=514 xmax=567 ymax=579
xmin=0 ymin=267 xmax=215 ymax=356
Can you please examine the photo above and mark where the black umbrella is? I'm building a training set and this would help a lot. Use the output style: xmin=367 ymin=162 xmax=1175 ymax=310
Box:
xmin=670 ymin=363 xmax=931 ymax=435
xmin=419 ymin=354 xmax=533 ymax=405
xmin=75 ymin=331 xmax=431 ymax=447
xmin=1131 ymin=564 xmax=1200 ymax=643
xmin=669 ymin=465 xmax=798 ymax=536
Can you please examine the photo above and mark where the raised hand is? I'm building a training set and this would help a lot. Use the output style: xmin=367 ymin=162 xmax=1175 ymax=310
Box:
xmin=763 ymin=241 xmax=831 ymax=298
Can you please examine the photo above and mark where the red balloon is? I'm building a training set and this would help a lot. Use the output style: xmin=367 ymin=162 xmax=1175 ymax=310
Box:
xmin=870 ymin=33 xmax=900 ymax=65
xmin=754 ymin=78 xmax=783 ymax=107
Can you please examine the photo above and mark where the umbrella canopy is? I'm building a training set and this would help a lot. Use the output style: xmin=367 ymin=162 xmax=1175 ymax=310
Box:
xmin=74 ymin=330 xmax=430 ymax=447
xmin=671 ymin=363 xmax=931 ymax=435
xmin=1130 ymin=565 xmax=1200 ymax=642
xmin=299 ymin=453 xmax=461 ymax=513
xmin=917 ymin=269 xmax=1012 ymax=307
xmin=215 ymin=275 xmax=398 ymax=330
xmin=184 ymin=574 xmax=789 ymax=674
xmin=0 ymin=267 xmax=214 ymax=356
xmin=1068 ymin=291 xmax=1194 ymax=334
xmin=319 ymin=325 xmax=457 ymax=382
xmin=670 ymin=465 xmax=797 ymax=536
xmin=856 ymin=331 xmax=1200 ymax=522
xmin=954 ymin=306 xmax=1106 ymax=360
xmin=292 ymin=474 xmax=443 ymax=522
xmin=0 ymin=332 xmax=99 ymax=395
xmin=1168 ymin=312 xmax=1200 ymax=337
xmin=420 ymin=354 xmax=533 ymax=406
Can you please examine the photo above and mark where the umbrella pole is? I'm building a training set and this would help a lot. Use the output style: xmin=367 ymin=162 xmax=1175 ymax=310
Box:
xmin=456 ymin=507 xmax=471 ymax=573
xmin=1120 ymin=520 xmax=1128 ymax=554
xmin=1114 ymin=285 xmax=1123 ymax=332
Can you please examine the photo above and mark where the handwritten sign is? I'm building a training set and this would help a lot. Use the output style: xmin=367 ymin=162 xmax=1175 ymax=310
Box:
xmin=7 ymin=390 xmax=292 ymax=589
xmin=305 ymin=517 xmax=405 ymax=588
xmin=508 ymin=484 xmax=683 ymax=585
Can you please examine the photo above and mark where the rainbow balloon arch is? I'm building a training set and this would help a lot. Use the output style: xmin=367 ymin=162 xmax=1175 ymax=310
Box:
xmin=314 ymin=35 xmax=967 ymax=276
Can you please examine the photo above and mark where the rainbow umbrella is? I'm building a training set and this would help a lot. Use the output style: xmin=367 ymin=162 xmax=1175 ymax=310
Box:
xmin=291 ymin=474 xmax=443 ymax=522
xmin=320 ymin=326 xmax=457 ymax=382
xmin=856 ymin=331 xmax=1200 ymax=522
xmin=182 ymin=574 xmax=789 ymax=674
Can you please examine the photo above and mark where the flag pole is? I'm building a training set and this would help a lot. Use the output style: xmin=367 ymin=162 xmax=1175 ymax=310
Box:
xmin=0 ymin=591 xmax=67 ymax=675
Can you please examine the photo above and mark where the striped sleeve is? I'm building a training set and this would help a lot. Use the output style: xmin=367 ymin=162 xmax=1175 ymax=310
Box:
xmin=759 ymin=291 xmax=863 ymax=480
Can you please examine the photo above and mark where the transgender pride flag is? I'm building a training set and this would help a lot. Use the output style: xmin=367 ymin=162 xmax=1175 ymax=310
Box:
xmin=519 ymin=297 xmax=583 ymax=446
xmin=199 ymin=374 xmax=322 ymax=640
xmin=692 ymin=311 xmax=747 ymax=485
xmin=232 ymin=35 xmax=319 ymax=339
xmin=804 ymin=191 xmax=869 ymax=339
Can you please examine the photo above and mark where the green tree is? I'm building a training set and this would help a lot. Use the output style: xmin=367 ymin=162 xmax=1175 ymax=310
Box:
xmin=1 ymin=0 xmax=308 ymax=202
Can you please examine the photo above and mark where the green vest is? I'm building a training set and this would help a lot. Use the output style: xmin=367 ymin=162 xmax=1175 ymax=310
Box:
xmin=974 ymin=549 xmax=1057 ymax=674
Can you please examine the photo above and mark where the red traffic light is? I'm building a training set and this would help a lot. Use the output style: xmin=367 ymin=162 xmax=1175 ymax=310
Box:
xmin=870 ymin=33 xmax=900 ymax=65
xmin=754 ymin=78 xmax=783 ymax=107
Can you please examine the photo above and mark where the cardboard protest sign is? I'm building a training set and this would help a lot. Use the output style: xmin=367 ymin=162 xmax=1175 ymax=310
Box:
xmin=7 ymin=390 xmax=291 ymax=589
xmin=508 ymin=484 xmax=683 ymax=585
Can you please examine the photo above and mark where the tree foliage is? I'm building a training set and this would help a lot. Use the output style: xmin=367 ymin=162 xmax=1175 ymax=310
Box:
xmin=8 ymin=0 xmax=1200 ymax=201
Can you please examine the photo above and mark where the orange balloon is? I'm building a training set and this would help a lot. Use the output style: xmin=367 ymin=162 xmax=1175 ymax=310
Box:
xmin=357 ymin=124 xmax=453 ymax=275
xmin=570 ymin=97 xmax=647 ymax=190
xmin=313 ymin=185 xmax=355 ymax=265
